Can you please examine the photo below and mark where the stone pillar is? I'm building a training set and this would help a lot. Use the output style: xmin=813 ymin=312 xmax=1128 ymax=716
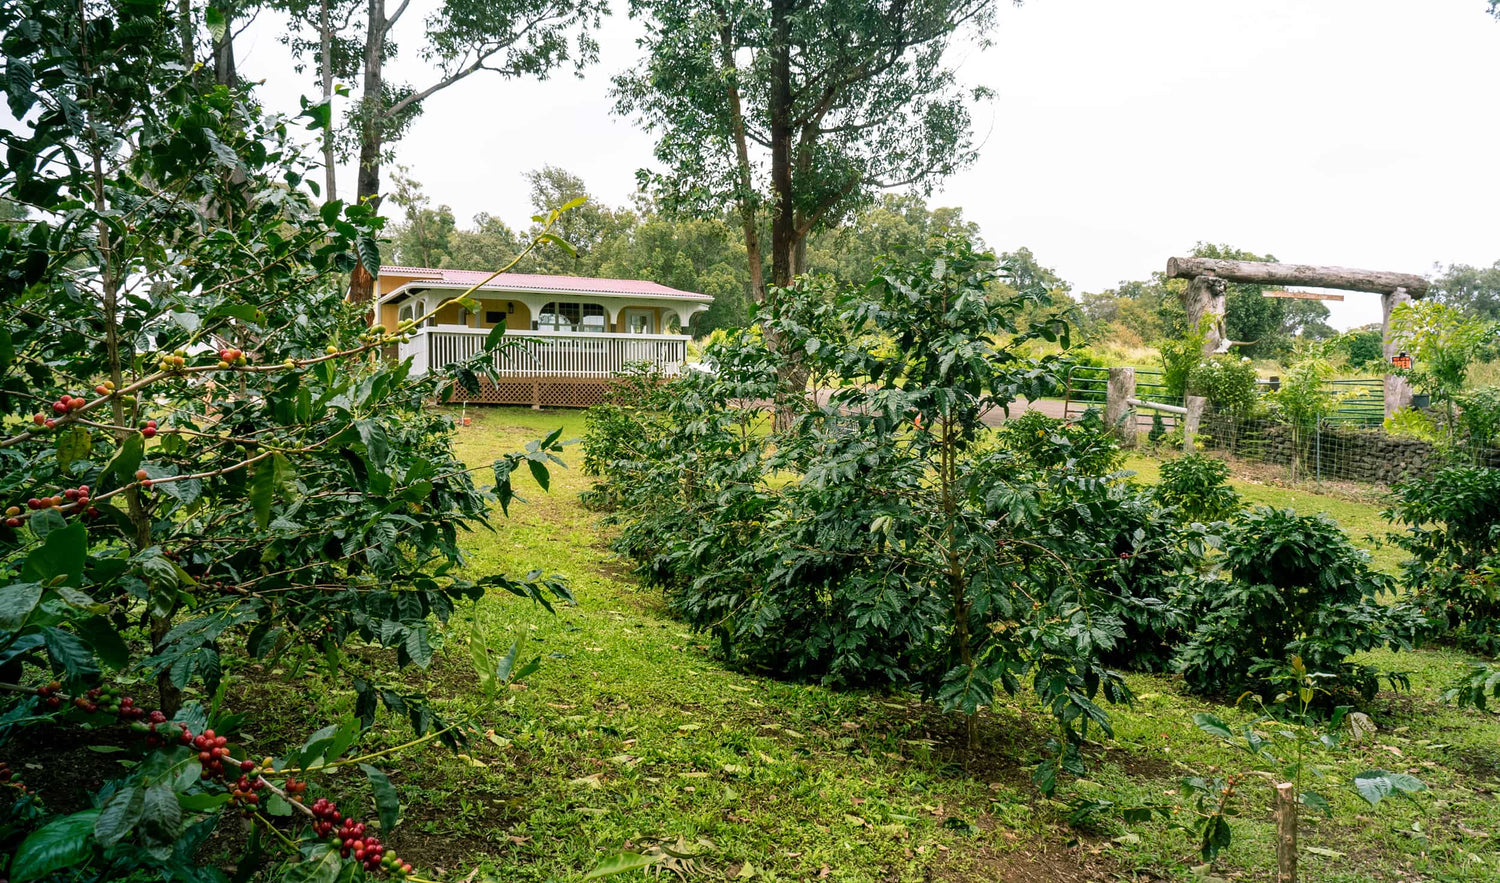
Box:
xmin=1183 ymin=395 xmax=1207 ymax=453
xmin=1105 ymin=367 xmax=1136 ymax=444
xmin=1382 ymin=286 xmax=1413 ymax=419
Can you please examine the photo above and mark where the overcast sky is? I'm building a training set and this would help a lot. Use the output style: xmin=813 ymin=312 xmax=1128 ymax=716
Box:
xmin=237 ymin=0 xmax=1500 ymax=330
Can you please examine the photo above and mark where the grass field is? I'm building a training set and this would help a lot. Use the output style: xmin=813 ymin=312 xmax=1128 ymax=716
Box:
xmin=242 ymin=407 xmax=1500 ymax=882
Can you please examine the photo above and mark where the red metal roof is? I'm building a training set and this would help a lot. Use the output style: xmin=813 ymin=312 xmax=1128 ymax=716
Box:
xmin=379 ymin=266 xmax=710 ymax=300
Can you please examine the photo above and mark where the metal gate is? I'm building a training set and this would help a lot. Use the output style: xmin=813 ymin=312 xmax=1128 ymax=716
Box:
xmin=1063 ymin=365 xmax=1182 ymax=432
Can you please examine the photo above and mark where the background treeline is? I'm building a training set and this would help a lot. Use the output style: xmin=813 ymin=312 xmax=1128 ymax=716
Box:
xmin=388 ymin=168 xmax=1500 ymax=360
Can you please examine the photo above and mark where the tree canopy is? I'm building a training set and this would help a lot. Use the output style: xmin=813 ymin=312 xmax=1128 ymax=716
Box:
xmin=615 ymin=0 xmax=1004 ymax=300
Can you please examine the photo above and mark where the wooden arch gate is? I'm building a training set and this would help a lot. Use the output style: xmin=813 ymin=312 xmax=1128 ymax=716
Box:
xmin=1164 ymin=257 xmax=1430 ymax=419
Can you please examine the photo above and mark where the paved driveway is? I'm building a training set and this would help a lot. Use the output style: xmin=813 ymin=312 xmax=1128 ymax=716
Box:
xmin=807 ymin=390 xmax=1071 ymax=426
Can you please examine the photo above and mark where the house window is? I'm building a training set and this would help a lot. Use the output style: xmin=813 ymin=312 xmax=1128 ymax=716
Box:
xmin=485 ymin=311 xmax=505 ymax=325
xmin=534 ymin=302 xmax=606 ymax=333
xmin=398 ymin=303 xmax=415 ymax=323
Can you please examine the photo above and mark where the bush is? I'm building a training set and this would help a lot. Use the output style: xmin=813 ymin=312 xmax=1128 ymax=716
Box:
xmin=996 ymin=410 xmax=1123 ymax=476
xmin=1154 ymin=455 xmax=1242 ymax=523
xmin=591 ymin=239 xmax=1153 ymax=794
xmin=1187 ymin=356 xmax=1260 ymax=416
xmin=1175 ymin=508 xmax=1422 ymax=703
xmin=1337 ymin=329 xmax=1384 ymax=369
xmin=1458 ymin=386 xmax=1500 ymax=448
xmin=580 ymin=364 xmax=674 ymax=509
xmin=0 ymin=7 xmax=570 ymax=878
xmin=1384 ymin=466 xmax=1500 ymax=654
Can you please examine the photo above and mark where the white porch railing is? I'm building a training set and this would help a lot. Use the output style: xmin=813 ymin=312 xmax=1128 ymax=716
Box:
xmin=399 ymin=327 xmax=690 ymax=378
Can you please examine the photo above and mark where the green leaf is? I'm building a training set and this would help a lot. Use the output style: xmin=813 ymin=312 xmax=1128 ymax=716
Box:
xmin=1353 ymin=770 xmax=1426 ymax=806
xmin=43 ymin=627 xmax=98 ymax=682
xmin=0 ymin=326 xmax=12 ymax=371
xmin=281 ymin=849 xmax=343 ymax=883
xmin=0 ymin=581 xmax=43 ymax=630
xmin=527 ymin=458 xmax=550 ymax=491
xmin=178 ymin=792 xmax=232 ymax=812
xmin=1192 ymin=712 xmax=1234 ymax=741
xmin=359 ymin=763 xmax=401 ymax=832
xmin=22 ymin=521 xmax=86 ymax=585
xmin=104 ymin=432 xmax=145 ymax=490
xmin=471 ymin=636 xmax=495 ymax=696
xmin=76 ymin=616 xmax=129 ymax=670
xmin=583 ymin=851 xmax=661 ymax=880
xmin=494 ymin=640 xmax=520 ymax=684
xmin=356 ymin=235 xmax=381 ymax=279
xmin=248 ymin=454 xmax=294 ymax=530
xmin=95 ymin=786 xmax=144 ymax=847
xmin=204 ymin=6 xmax=227 ymax=41
xmin=11 ymin=809 xmax=100 ymax=882
xmin=56 ymin=425 xmax=91 ymax=472
xmin=140 ymin=782 xmax=183 ymax=847
xmin=484 ymin=317 xmax=509 ymax=351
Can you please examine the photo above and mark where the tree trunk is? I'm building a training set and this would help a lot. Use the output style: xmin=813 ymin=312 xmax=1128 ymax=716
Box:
xmin=1182 ymin=274 xmax=1228 ymax=355
xmin=1165 ymin=257 xmax=1428 ymax=297
xmin=211 ymin=3 xmax=237 ymax=88
xmin=320 ymin=0 xmax=337 ymax=203
xmin=177 ymin=0 xmax=193 ymax=71
xmin=717 ymin=19 xmax=765 ymax=304
xmin=348 ymin=0 xmax=387 ymax=305
xmin=1275 ymin=782 xmax=1298 ymax=883
xmin=763 ymin=0 xmax=804 ymax=428
xmin=768 ymin=0 xmax=794 ymax=289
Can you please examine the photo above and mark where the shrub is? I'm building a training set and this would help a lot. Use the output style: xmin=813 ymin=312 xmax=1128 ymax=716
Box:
xmin=1154 ymin=455 xmax=1242 ymax=523
xmin=1175 ymin=508 xmax=1422 ymax=703
xmin=580 ymin=364 xmax=674 ymax=509
xmin=1384 ymin=466 xmax=1500 ymax=654
xmin=1458 ymin=386 xmax=1500 ymax=448
xmin=1159 ymin=321 xmax=1208 ymax=398
xmin=1337 ymin=329 xmax=1384 ymax=369
xmin=0 ymin=7 xmax=570 ymax=878
xmin=592 ymin=239 xmax=1154 ymax=794
xmin=1187 ymin=356 xmax=1260 ymax=416
xmin=996 ymin=410 xmax=1123 ymax=476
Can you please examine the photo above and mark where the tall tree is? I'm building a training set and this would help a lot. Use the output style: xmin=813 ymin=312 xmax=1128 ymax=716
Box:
xmin=1432 ymin=260 xmax=1500 ymax=321
xmin=616 ymin=0 xmax=1003 ymax=303
xmin=338 ymin=0 xmax=609 ymax=303
xmin=279 ymin=0 xmax=365 ymax=201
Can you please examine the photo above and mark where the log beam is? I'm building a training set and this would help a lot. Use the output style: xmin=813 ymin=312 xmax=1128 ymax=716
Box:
xmin=1166 ymin=257 xmax=1428 ymax=297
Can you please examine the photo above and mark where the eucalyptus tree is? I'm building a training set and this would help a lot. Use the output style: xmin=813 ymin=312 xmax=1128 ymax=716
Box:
xmin=615 ymin=0 xmax=1006 ymax=303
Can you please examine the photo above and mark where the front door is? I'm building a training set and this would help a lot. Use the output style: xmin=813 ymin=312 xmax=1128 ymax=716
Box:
xmin=624 ymin=308 xmax=655 ymax=334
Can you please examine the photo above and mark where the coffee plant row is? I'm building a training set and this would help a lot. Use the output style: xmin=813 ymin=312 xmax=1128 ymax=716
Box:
xmin=0 ymin=3 xmax=572 ymax=880
xmin=580 ymin=237 xmax=1487 ymax=797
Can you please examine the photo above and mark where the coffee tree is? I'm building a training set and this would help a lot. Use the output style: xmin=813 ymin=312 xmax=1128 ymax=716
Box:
xmin=0 ymin=2 xmax=568 ymax=879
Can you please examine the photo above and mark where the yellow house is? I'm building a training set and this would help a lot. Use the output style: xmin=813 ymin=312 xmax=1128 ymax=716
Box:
xmin=372 ymin=266 xmax=713 ymax=407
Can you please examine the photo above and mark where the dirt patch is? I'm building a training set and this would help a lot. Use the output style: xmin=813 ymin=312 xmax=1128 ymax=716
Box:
xmin=934 ymin=837 xmax=1125 ymax=883
xmin=0 ymin=721 xmax=134 ymax=813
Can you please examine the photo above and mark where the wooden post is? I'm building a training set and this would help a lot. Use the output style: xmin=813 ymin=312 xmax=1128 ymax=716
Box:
xmin=1275 ymin=782 xmax=1298 ymax=883
xmin=1382 ymin=286 xmax=1413 ymax=419
xmin=1105 ymin=367 xmax=1136 ymax=445
xmin=1183 ymin=395 xmax=1206 ymax=453
xmin=1182 ymin=275 xmax=1228 ymax=355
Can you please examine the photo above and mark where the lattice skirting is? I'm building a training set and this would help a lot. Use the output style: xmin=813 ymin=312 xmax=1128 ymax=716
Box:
xmin=442 ymin=376 xmax=613 ymax=408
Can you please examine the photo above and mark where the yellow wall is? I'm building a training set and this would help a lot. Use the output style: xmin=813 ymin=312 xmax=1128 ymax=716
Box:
xmin=378 ymin=303 xmax=399 ymax=333
xmin=475 ymin=300 xmax=531 ymax=331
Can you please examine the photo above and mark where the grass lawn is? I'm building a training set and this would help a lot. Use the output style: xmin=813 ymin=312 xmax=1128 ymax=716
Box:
xmin=243 ymin=407 xmax=1500 ymax=882
xmin=1123 ymin=454 xmax=1403 ymax=573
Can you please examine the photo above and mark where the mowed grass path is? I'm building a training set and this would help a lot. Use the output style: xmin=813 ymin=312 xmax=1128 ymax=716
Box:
xmin=269 ymin=407 xmax=1500 ymax=883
